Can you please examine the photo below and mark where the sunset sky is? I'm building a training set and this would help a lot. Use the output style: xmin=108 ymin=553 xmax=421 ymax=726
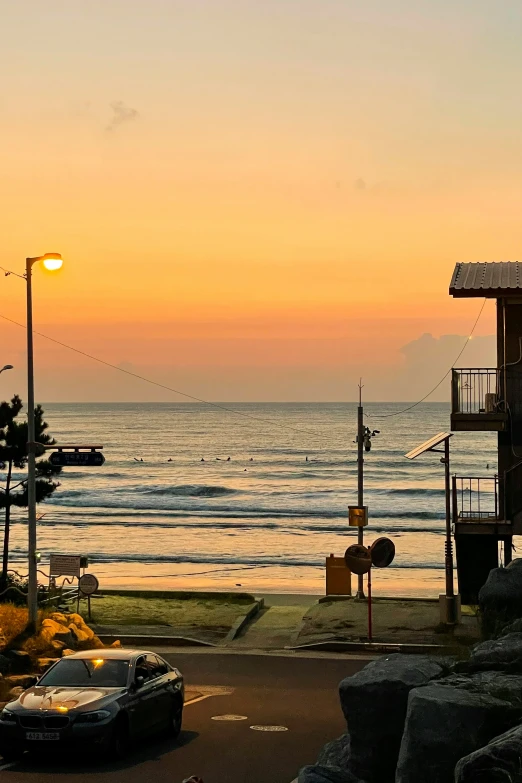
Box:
xmin=1 ymin=0 xmax=520 ymax=401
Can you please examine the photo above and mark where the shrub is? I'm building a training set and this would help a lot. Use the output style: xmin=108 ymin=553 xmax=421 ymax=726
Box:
xmin=0 ymin=603 xmax=28 ymax=650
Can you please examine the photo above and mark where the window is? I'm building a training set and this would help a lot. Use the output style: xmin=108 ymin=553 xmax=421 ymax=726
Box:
xmin=39 ymin=658 xmax=129 ymax=688
xmin=144 ymin=654 xmax=166 ymax=679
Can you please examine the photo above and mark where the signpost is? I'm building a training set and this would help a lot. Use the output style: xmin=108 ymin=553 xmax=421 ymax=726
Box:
xmin=79 ymin=573 xmax=99 ymax=621
xmin=49 ymin=451 xmax=105 ymax=467
xmin=50 ymin=554 xmax=81 ymax=578
xmin=344 ymin=537 xmax=396 ymax=642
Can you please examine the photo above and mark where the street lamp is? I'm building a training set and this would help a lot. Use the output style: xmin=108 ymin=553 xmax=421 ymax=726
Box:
xmin=0 ymin=365 xmax=13 ymax=374
xmin=26 ymin=252 xmax=63 ymax=628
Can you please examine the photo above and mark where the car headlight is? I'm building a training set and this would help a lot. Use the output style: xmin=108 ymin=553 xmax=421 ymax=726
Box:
xmin=0 ymin=709 xmax=17 ymax=723
xmin=75 ymin=710 xmax=111 ymax=724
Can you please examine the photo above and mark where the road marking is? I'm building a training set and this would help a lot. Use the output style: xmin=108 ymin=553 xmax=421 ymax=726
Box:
xmin=185 ymin=685 xmax=233 ymax=706
xmin=250 ymin=725 xmax=289 ymax=732
xmin=0 ymin=762 xmax=16 ymax=771
xmin=211 ymin=714 xmax=248 ymax=721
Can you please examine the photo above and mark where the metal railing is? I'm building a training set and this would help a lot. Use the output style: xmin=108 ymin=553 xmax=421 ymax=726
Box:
xmin=451 ymin=368 xmax=500 ymax=415
xmin=453 ymin=475 xmax=499 ymax=522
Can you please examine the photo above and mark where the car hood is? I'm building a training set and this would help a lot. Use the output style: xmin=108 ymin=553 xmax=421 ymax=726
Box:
xmin=15 ymin=686 xmax=123 ymax=712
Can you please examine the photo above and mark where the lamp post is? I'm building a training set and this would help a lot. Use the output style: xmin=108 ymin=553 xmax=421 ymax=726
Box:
xmin=26 ymin=252 xmax=63 ymax=628
xmin=0 ymin=365 xmax=14 ymax=375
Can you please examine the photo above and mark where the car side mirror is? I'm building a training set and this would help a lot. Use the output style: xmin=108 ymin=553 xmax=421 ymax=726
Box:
xmin=135 ymin=676 xmax=145 ymax=689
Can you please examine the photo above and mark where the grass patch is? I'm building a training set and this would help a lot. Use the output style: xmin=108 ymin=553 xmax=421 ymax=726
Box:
xmin=81 ymin=594 xmax=256 ymax=629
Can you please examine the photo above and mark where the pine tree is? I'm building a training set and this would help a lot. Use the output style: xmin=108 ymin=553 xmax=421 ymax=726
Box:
xmin=0 ymin=396 xmax=62 ymax=591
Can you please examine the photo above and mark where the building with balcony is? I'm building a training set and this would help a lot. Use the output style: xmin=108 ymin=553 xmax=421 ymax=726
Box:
xmin=449 ymin=261 xmax=522 ymax=602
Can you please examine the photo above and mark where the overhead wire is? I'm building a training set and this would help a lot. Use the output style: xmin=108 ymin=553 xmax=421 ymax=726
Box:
xmin=0 ymin=311 xmax=325 ymax=439
xmin=371 ymin=298 xmax=488 ymax=419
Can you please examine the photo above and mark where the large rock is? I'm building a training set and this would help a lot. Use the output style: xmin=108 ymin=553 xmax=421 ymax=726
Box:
xmin=441 ymin=671 xmax=522 ymax=708
xmin=317 ymin=735 xmax=350 ymax=770
xmin=39 ymin=619 xmax=73 ymax=647
xmin=0 ymin=654 xmax=10 ymax=675
xmin=339 ymin=654 xmax=446 ymax=782
xmin=455 ymin=723 xmax=522 ymax=782
xmin=396 ymin=685 xmax=522 ymax=783
xmin=463 ymin=633 xmax=522 ymax=672
xmin=298 ymin=766 xmax=361 ymax=783
xmin=4 ymin=650 xmax=32 ymax=674
xmin=479 ymin=558 xmax=522 ymax=636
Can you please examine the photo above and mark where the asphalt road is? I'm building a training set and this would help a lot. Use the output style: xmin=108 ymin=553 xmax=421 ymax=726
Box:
xmin=0 ymin=650 xmax=368 ymax=783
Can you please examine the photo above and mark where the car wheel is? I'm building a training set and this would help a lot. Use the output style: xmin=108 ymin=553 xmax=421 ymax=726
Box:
xmin=165 ymin=704 xmax=183 ymax=741
xmin=107 ymin=720 xmax=129 ymax=760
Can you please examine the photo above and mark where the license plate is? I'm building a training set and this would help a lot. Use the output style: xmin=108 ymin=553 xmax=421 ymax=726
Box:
xmin=26 ymin=732 xmax=60 ymax=741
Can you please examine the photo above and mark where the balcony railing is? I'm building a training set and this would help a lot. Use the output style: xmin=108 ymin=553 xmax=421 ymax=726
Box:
xmin=453 ymin=475 xmax=499 ymax=522
xmin=451 ymin=368 xmax=500 ymax=415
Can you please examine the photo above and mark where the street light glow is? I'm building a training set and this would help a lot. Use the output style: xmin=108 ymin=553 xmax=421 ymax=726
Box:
xmin=42 ymin=253 xmax=63 ymax=272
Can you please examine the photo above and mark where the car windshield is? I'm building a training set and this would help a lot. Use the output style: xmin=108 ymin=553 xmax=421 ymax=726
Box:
xmin=38 ymin=658 xmax=130 ymax=688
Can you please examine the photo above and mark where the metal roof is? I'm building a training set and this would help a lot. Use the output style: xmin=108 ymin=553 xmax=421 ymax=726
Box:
xmin=450 ymin=262 xmax=522 ymax=298
xmin=405 ymin=432 xmax=452 ymax=460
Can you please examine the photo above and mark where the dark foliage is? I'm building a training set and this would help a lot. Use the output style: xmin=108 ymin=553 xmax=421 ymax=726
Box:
xmin=0 ymin=396 xmax=61 ymax=594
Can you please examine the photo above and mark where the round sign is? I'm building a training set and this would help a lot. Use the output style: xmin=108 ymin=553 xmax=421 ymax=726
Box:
xmin=79 ymin=573 xmax=99 ymax=596
xmin=370 ymin=537 xmax=396 ymax=568
xmin=344 ymin=544 xmax=372 ymax=575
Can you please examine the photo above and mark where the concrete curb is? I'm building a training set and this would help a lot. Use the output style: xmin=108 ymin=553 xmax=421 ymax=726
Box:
xmin=286 ymin=640 xmax=457 ymax=655
xmin=224 ymin=599 xmax=265 ymax=642
xmin=97 ymin=633 xmax=218 ymax=648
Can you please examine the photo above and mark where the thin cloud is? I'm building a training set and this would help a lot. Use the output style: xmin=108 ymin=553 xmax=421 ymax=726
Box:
xmin=354 ymin=178 xmax=366 ymax=191
xmin=106 ymin=100 xmax=139 ymax=133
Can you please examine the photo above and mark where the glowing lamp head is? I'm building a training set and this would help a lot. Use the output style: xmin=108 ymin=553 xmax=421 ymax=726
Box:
xmin=42 ymin=253 xmax=63 ymax=271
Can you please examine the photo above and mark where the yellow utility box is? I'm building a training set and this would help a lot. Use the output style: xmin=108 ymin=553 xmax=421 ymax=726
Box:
xmin=325 ymin=554 xmax=352 ymax=596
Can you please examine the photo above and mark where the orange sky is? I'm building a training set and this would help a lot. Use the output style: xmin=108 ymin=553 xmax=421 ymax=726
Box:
xmin=1 ymin=1 xmax=520 ymax=400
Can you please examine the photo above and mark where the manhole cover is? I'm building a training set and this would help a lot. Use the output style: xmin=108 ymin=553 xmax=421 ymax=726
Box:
xmin=211 ymin=714 xmax=248 ymax=721
xmin=250 ymin=725 xmax=289 ymax=732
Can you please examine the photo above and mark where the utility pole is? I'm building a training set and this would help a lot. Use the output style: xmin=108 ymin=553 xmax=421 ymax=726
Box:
xmin=356 ymin=380 xmax=365 ymax=599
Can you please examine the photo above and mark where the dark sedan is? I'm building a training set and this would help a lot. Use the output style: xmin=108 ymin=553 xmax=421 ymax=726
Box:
xmin=0 ymin=648 xmax=184 ymax=761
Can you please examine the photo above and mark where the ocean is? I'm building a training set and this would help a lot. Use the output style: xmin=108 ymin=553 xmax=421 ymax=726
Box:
xmin=5 ymin=402 xmax=499 ymax=597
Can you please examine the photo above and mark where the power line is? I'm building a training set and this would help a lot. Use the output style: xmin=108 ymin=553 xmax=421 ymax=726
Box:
xmin=372 ymin=298 xmax=487 ymax=419
xmin=0 ymin=312 xmax=323 ymax=438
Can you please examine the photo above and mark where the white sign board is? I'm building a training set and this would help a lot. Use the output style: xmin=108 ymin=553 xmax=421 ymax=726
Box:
xmin=50 ymin=554 xmax=81 ymax=578
xmin=79 ymin=573 xmax=99 ymax=596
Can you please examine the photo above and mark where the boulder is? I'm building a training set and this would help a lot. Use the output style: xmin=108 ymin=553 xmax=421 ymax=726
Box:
xmin=8 ymin=687 xmax=24 ymax=700
xmin=500 ymin=618 xmax=522 ymax=636
xmin=39 ymin=619 xmax=73 ymax=647
xmin=0 ymin=633 xmax=7 ymax=651
xmin=62 ymin=648 xmax=75 ymax=657
xmin=49 ymin=612 xmax=69 ymax=626
xmin=36 ymin=657 xmax=59 ymax=674
xmin=68 ymin=624 xmax=91 ymax=644
xmin=4 ymin=650 xmax=32 ymax=674
xmin=455 ymin=723 xmax=522 ymax=782
xmin=0 ymin=654 xmax=10 ymax=675
xmin=50 ymin=640 xmax=66 ymax=654
xmin=463 ymin=633 xmax=522 ymax=673
xmin=396 ymin=685 xmax=522 ymax=783
xmin=6 ymin=675 xmax=36 ymax=689
xmin=317 ymin=735 xmax=350 ymax=770
xmin=110 ymin=640 xmax=122 ymax=648
xmin=441 ymin=672 xmax=522 ymax=709
xmin=339 ymin=654 xmax=446 ymax=782
xmin=479 ymin=559 xmax=522 ymax=636
xmin=298 ymin=766 xmax=361 ymax=783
